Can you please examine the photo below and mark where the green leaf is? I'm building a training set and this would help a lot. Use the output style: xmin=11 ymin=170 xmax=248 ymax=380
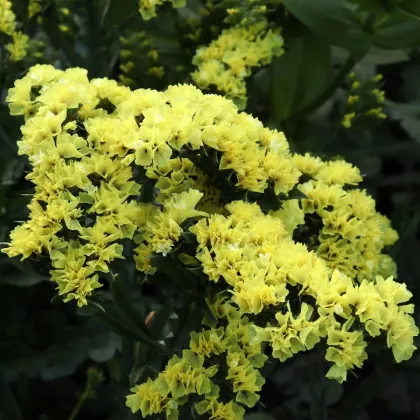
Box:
xmin=202 ymin=299 xmax=217 ymax=327
xmin=386 ymin=100 xmax=420 ymax=142
xmin=397 ymin=0 xmax=420 ymax=20
xmin=88 ymin=332 xmax=121 ymax=362
xmin=292 ymin=35 xmax=332 ymax=115
xmin=128 ymin=365 xmax=147 ymax=386
xmin=97 ymin=309 xmax=151 ymax=344
xmin=271 ymin=31 xmax=332 ymax=121
xmin=0 ymin=272 xmax=49 ymax=287
xmin=110 ymin=280 xmax=158 ymax=344
xmin=148 ymin=303 xmax=172 ymax=339
xmin=104 ymin=0 xmax=138 ymax=28
xmin=360 ymin=47 xmax=409 ymax=65
xmin=282 ymin=0 xmax=371 ymax=55
xmin=270 ymin=38 xmax=305 ymax=121
xmin=76 ymin=298 xmax=154 ymax=346
xmin=373 ymin=18 xmax=420 ymax=49
xmin=150 ymin=254 xmax=200 ymax=289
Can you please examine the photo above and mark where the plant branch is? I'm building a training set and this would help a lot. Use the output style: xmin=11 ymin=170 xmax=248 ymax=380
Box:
xmin=68 ymin=394 xmax=87 ymax=420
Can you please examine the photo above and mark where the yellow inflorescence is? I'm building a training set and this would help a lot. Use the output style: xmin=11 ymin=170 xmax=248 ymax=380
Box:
xmin=118 ymin=32 xmax=165 ymax=87
xmin=138 ymin=0 xmax=186 ymax=20
xmin=0 ymin=0 xmax=29 ymax=62
xmin=3 ymin=65 xmax=418 ymax=420
xmin=191 ymin=20 xmax=284 ymax=108
xmin=0 ymin=0 xmax=16 ymax=35
xmin=3 ymin=64 xmax=299 ymax=306
xmin=341 ymin=73 xmax=386 ymax=128
xmin=280 ymin=153 xmax=399 ymax=281
xmin=28 ymin=0 xmax=42 ymax=18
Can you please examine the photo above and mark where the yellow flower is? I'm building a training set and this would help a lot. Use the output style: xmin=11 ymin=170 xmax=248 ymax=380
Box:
xmin=191 ymin=20 xmax=284 ymax=107
xmin=0 ymin=0 xmax=16 ymax=35
xmin=126 ymin=378 xmax=169 ymax=417
xmin=325 ymin=320 xmax=368 ymax=384
xmin=7 ymin=31 xmax=29 ymax=61
xmin=195 ymin=398 xmax=245 ymax=420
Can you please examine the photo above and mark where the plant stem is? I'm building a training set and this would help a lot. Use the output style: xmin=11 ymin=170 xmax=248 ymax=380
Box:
xmin=68 ymin=393 xmax=88 ymax=420
xmin=289 ymin=54 xmax=356 ymax=121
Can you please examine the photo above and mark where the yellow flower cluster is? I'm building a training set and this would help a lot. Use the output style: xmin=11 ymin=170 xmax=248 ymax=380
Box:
xmin=0 ymin=0 xmax=16 ymax=34
xmin=127 ymin=303 xmax=266 ymax=419
xmin=0 ymin=0 xmax=29 ymax=61
xmin=133 ymin=189 xmax=207 ymax=273
xmin=191 ymin=202 xmax=417 ymax=381
xmin=191 ymin=20 xmax=284 ymax=108
xmin=3 ymin=65 xmax=418 ymax=419
xmin=276 ymin=153 xmax=399 ymax=281
xmin=145 ymin=157 xmax=225 ymax=214
xmin=341 ymin=73 xmax=386 ymax=128
xmin=119 ymin=32 xmax=164 ymax=87
xmin=28 ymin=0 xmax=42 ymax=18
xmin=3 ymin=64 xmax=299 ymax=307
xmin=138 ymin=0 xmax=186 ymax=20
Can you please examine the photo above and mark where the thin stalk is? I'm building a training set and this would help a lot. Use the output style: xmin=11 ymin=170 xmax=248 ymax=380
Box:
xmin=68 ymin=394 xmax=87 ymax=420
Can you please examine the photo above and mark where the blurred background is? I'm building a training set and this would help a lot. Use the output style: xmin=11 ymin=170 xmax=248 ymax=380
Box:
xmin=1 ymin=0 xmax=420 ymax=419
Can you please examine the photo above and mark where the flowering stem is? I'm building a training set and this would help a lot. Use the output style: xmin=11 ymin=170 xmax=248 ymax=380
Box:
xmin=68 ymin=392 xmax=88 ymax=420
xmin=68 ymin=368 xmax=104 ymax=420
xmin=289 ymin=54 xmax=356 ymax=121
xmin=43 ymin=3 xmax=86 ymax=68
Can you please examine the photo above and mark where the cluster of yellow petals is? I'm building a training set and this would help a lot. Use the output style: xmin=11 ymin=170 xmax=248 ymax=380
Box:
xmin=190 ymin=200 xmax=417 ymax=380
xmin=192 ymin=20 xmax=284 ymax=108
xmin=3 ymin=65 xmax=418 ymax=420
xmin=0 ymin=0 xmax=29 ymax=61
xmin=285 ymin=153 xmax=399 ymax=281
xmin=127 ymin=303 xmax=266 ymax=419
xmin=3 ymin=64 xmax=299 ymax=307
xmin=138 ymin=0 xmax=186 ymax=20
xmin=342 ymin=73 xmax=386 ymax=128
